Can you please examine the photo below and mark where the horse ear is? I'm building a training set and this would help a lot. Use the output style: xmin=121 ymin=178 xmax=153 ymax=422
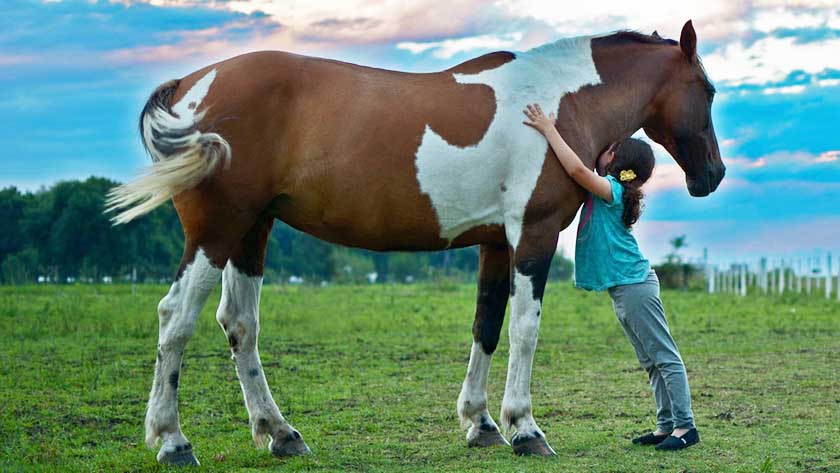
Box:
xmin=680 ymin=20 xmax=697 ymax=59
xmin=651 ymin=30 xmax=661 ymax=39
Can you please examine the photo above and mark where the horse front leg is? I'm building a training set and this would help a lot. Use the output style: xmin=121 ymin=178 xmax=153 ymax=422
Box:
xmin=457 ymin=243 xmax=511 ymax=447
xmin=499 ymin=221 xmax=558 ymax=456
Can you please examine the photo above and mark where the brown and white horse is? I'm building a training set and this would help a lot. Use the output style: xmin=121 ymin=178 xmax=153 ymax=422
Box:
xmin=108 ymin=20 xmax=723 ymax=465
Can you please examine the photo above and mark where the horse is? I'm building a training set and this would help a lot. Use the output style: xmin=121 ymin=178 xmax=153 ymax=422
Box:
xmin=107 ymin=20 xmax=724 ymax=465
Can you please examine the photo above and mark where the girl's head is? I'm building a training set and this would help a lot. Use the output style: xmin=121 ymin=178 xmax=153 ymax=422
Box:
xmin=597 ymin=138 xmax=655 ymax=228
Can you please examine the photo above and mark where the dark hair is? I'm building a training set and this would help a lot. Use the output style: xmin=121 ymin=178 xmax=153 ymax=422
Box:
xmin=605 ymin=138 xmax=655 ymax=228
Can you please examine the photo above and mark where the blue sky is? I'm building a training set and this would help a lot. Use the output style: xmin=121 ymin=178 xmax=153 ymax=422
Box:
xmin=3 ymin=0 xmax=839 ymax=265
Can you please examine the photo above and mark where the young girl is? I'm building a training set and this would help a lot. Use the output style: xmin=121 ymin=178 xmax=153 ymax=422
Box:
xmin=523 ymin=103 xmax=699 ymax=450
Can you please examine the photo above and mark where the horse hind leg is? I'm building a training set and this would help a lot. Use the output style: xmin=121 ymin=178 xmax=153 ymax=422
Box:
xmin=146 ymin=244 xmax=222 ymax=466
xmin=216 ymin=216 xmax=311 ymax=457
xmin=457 ymin=243 xmax=510 ymax=448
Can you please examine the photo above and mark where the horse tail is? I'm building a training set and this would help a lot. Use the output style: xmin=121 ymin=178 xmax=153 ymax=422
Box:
xmin=106 ymin=77 xmax=231 ymax=225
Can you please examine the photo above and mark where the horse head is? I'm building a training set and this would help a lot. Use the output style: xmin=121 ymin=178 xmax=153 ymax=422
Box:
xmin=642 ymin=20 xmax=725 ymax=197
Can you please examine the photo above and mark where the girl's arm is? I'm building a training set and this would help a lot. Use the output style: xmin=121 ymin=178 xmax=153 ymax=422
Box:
xmin=523 ymin=103 xmax=613 ymax=203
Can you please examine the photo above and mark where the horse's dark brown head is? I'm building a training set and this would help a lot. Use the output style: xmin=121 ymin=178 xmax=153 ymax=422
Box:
xmin=642 ymin=20 xmax=725 ymax=197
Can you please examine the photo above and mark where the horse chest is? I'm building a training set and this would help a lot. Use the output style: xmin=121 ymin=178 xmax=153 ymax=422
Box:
xmin=414 ymin=40 xmax=601 ymax=249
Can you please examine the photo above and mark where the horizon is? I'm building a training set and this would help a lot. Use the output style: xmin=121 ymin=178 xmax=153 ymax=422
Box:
xmin=4 ymin=0 xmax=839 ymax=267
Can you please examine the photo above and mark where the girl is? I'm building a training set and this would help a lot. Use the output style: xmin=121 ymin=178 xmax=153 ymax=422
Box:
xmin=523 ymin=103 xmax=699 ymax=450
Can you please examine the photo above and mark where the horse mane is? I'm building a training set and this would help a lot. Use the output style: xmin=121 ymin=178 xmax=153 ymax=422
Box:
xmin=598 ymin=30 xmax=678 ymax=47
xmin=596 ymin=30 xmax=715 ymax=94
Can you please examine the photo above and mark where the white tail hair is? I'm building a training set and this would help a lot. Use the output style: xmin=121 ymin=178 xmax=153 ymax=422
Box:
xmin=106 ymin=75 xmax=231 ymax=225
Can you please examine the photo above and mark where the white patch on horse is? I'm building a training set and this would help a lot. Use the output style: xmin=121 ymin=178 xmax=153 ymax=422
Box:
xmin=146 ymin=248 xmax=221 ymax=462
xmin=217 ymin=262 xmax=296 ymax=448
xmin=172 ymin=69 xmax=216 ymax=119
xmin=457 ymin=341 xmax=494 ymax=427
xmin=499 ymin=269 xmax=544 ymax=436
xmin=141 ymin=68 xmax=218 ymax=164
xmin=414 ymin=37 xmax=601 ymax=249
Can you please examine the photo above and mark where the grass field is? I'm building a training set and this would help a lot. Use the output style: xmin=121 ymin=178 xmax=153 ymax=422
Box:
xmin=1 ymin=282 xmax=838 ymax=472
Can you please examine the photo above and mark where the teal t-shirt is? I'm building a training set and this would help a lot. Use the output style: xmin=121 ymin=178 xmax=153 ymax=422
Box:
xmin=574 ymin=175 xmax=650 ymax=291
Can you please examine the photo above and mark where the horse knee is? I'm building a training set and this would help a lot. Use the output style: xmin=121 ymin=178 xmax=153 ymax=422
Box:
xmin=215 ymin=302 xmax=234 ymax=328
xmin=157 ymin=292 xmax=178 ymax=320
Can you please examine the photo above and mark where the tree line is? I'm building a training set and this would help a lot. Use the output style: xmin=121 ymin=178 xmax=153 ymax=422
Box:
xmin=0 ymin=177 xmax=573 ymax=285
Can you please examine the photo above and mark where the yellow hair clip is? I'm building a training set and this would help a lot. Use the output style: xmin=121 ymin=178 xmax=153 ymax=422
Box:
xmin=619 ymin=169 xmax=637 ymax=182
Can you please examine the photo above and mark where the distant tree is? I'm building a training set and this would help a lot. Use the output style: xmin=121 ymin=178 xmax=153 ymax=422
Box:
xmin=0 ymin=187 xmax=29 ymax=265
xmin=656 ymin=234 xmax=695 ymax=290
xmin=1 ymin=248 xmax=39 ymax=284
xmin=666 ymin=234 xmax=688 ymax=264
xmin=266 ymin=222 xmax=336 ymax=282
xmin=549 ymin=250 xmax=574 ymax=280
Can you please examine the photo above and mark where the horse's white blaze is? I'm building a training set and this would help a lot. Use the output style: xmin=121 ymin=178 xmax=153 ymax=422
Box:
xmin=217 ymin=262 xmax=291 ymax=446
xmin=146 ymin=248 xmax=220 ymax=460
xmin=414 ymin=37 xmax=601 ymax=249
xmin=500 ymin=269 xmax=544 ymax=435
xmin=457 ymin=341 xmax=495 ymax=428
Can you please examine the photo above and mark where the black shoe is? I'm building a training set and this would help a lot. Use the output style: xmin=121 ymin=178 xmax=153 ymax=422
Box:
xmin=655 ymin=429 xmax=700 ymax=450
xmin=632 ymin=432 xmax=670 ymax=445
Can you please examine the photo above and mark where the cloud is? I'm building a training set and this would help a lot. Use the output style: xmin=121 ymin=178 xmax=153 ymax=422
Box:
xmin=396 ymin=32 xmax=523 ymax=59
xmin=0 ymin=54 xmax=35 ymax=66
xmin=495 ymin=0 xmax=747 ymax=40
xmin=744 ymin=149 xmax=840 ymax=168
xmin=103 ymin=17 xmax=282 ymax=65
xmin=816 ymin=150 xmax=839 ymax=162
xmin=174 ymin=0 xmax=492 ymax=44
xmin=633 ymin=216 xmax=840 ymax=263
xmin=762 ymin=84 xmax=807 ymax=94
xmin=752 ymin=8 xmax=828 ymax=32
xmin=703 ymin=35 xmax=840 ymax=87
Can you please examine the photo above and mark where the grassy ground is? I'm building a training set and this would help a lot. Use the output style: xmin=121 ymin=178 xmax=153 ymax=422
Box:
xmin=0 ymin=282 xmax=838 ymax=472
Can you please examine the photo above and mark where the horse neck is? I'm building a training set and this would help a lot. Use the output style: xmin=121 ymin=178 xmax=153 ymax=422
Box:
xmin=558 ymin=42 xmax=673 ymax=169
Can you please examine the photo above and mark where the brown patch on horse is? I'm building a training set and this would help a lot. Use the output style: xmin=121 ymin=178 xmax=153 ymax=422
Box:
xmin=172 ymin=50 xmax=511 ymax=252
xmin=472 ymin=243 xmax=511 ymax=354
xmin=230 ymin=212 xmax=276 ymax=277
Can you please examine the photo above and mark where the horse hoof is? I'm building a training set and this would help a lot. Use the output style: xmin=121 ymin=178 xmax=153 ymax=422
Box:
xmin=467 ymin=425 xmax=510 ymax=447
xmin=511 ymin=433 xmax=556 ymax=456
xmin=270 ymin=431 xmax=311 ymax=457
xmin=157 ymin=444 xmax=200 ymax=466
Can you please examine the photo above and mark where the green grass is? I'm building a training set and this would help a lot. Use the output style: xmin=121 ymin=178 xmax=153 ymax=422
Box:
xmin=1 ymin=283 xmax=838 ymax=472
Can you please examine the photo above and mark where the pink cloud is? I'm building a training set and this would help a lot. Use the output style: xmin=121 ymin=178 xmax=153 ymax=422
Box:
xmin=0 ymin=54 xmax=36 ymax=66
xmin=646 ymin=163 xmax=685 ymax=192
xmin=815 ymin=150 xmax=839 ymax=163
xmin=634 ymin=217 xmax=840 ymax=264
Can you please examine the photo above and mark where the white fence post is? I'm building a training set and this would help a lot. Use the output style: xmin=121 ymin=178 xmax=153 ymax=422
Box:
xmin=778 ymin=259 xmax=785 ymax=295
xmin=806 ymin=258 xmax=812 ymax=295
xmin=708 ymin=266 xmax=716 ymax=294
xmin=761 ymin=258 xmax=768 ymax=294
xmin=826 ymin=253 xmax=832 ymax=300
xmin=837 ymin=254 xmax=840 ymax=302
xmin=740 ymin=264 xmax=747 ymax=297
xmin=797 ymin=258 xmax=803 ymax=294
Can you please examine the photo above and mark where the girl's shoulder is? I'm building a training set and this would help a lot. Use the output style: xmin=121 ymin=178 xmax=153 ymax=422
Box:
xmin=597 ymin=175 xmax=623 ymax=207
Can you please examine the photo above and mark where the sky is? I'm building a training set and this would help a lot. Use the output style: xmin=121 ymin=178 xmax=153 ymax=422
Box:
xmin=2 ymin=0 xmax=839 ymax=267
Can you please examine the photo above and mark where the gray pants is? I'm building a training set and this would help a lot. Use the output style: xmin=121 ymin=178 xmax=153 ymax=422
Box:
xmin=608 ymin=270 xmax=695 ymax=431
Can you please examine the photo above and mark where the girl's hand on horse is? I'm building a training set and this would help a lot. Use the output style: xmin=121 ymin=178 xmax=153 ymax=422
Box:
xmin=523 ymin=102 xmax=613 ymax=202
xmin=522 ymin=103 xmax=556 ymax=135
